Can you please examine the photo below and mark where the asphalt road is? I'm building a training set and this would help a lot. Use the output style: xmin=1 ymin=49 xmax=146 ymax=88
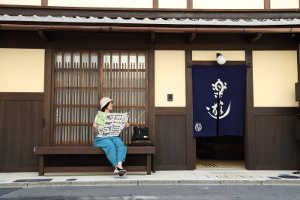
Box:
xmin=0 ymin=185 xmax=300 ymax=200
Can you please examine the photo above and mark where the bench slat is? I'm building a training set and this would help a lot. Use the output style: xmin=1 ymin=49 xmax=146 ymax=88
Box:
xmin=34 ymin=146 xmax=155 ymax=155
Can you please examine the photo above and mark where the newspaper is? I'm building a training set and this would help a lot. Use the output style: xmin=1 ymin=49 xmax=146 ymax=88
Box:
xmin=97 ymin=113 xmax=128 ymax=137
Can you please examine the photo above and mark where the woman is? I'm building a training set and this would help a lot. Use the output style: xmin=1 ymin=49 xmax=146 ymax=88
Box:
xmin=93 ymin=97 xmax=130 ymax=176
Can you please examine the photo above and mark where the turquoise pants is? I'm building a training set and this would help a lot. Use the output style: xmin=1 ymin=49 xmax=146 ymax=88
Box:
xmin=93 ymin=136 xmax=127 ymax=167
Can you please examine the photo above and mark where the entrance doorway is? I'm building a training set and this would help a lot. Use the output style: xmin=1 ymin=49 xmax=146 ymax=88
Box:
xmin=192 ymin=65 xmax=246 ymax=169
xmin=196 ymin=136 xmax=245 ymax=169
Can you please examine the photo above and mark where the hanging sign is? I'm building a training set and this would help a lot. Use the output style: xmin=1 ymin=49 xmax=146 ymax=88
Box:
xmin=192 ymin=65 xmax=246 ymax=137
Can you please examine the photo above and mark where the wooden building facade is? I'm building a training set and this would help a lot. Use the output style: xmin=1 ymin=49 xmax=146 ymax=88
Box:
xmin=0 ymin=0 xmax=300 ymax=172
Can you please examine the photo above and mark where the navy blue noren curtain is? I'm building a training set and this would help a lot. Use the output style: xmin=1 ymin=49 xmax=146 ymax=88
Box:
xmin=192 ymin=65 xmax=246 ymax=137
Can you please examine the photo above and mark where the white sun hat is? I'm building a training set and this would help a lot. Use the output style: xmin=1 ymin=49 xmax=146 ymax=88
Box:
xmin=100 ymin=97 xmax=112 ymax=110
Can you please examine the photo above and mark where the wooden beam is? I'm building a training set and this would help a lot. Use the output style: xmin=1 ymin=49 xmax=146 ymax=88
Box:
xmin=37 ymin=30 xmax=48 ymax=41
xmin=2 ymin=24 xmax=300 ymax=33
xmin=264 ymin=0 xmax=270 ymax=9
xmin=153 ymin=0 xmax=158 ymax=8
xmin=41 ymin=0 xmax=48 ymax=6
xmin=187 ymin=0 xmax=193 ymax=9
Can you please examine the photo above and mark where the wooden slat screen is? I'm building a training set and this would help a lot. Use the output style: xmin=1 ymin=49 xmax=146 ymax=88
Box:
xmin=52 ymin=51 xmax=148 ymax=145
xmin=53 ymin=51 xmax=99 ymax=145
xmin=102 ymin=52 xmax=148 ymax=144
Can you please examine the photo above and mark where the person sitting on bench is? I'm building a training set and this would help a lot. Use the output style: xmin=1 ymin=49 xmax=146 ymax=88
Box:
xmin=93 ymin=97 xmax=130 ymax=176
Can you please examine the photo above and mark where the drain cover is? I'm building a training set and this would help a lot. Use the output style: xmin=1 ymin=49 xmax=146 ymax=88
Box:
xmin=66 ymin=179 xmax=77 ymax=181
xmin=14 ymin=179 xmax=52 ymax=182
xmin=269 ymin=177 xmax=281 ymax=180
xmin=278 ymin=175 xmax=300 ymax=179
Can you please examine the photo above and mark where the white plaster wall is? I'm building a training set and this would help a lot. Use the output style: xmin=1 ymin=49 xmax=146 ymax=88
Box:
xmin=48 ymin=0 xmax=153 ymax=8
xmin=159 ymin=0 xmax=186 ymax=8
xmin=193 ymin=0 xmax=264 ymax=9
xmin=252 ymin=51 xmax=298 ymax=107
xmin=155 ymin=50 xmax=186 ymax=107
xmin=0 ymin=48 xmax=45 ymax=92
xmin=271 ymin=0 xmax=299 ymax=9
xmin=192 ymin=50 xmax=245 ymax=61
xmin=0 ymin=0 xmax=41 ymax=5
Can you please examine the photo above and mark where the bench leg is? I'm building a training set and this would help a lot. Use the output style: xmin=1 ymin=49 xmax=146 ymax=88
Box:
xmin=146 ymin=154 xmax=151 ymax=175
xmin=151 ymin=155 xmax=156 ymax=173
xmin=38 ymin=156 xmax=45 ymax=176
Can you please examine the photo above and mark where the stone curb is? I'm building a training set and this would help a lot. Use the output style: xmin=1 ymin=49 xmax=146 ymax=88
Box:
xmin=1 ymin=179 xmax=300 ymax=188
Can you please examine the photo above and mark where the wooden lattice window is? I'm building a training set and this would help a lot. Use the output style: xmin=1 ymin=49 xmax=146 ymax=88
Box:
xmin=101 ymin=52 xmax=148 ymax=144
xmin=52 ymin=51 xmax=148 ymax=145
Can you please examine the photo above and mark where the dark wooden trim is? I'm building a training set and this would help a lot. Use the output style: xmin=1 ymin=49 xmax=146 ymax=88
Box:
xmin=155 ymin=107 xmax=186 ymax=115
xmin=0 ymin=92 xmax=43 ymax=101
xmin=185 ymin=49 xmax=195 ymax=170
xmin=264 ymin=0 xmax=271 ymax=9
xmin=253 ymin=107 xmax=298 ymax=115
xmin=187 ymin=0 xmax=193 ymax=9
xmin=245 ymin=48 xmax=255 ymax=169
xmin=153 ymin=0 xmax=158 ymax=8
xmin=190 ymin=61 xmax=246 ymax=67
xmin=41 ymin=0 xmax=48 ymax=7
xmin=44 ymin=49 xmax=52 ymax=146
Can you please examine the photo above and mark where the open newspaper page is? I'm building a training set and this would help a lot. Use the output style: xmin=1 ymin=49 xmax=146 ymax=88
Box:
xmin=97 ymin=113 xmax=128 ymax=137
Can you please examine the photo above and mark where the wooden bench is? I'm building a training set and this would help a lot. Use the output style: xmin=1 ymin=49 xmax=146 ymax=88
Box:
xmin=34 ymin=146 xmax=155 ymax=176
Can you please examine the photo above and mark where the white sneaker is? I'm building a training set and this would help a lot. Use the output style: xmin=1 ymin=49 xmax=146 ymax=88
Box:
xmin=114 ymin=167 xmax=127 ymax=176
xmin=113 ymin=167 xmax=120 ymax=175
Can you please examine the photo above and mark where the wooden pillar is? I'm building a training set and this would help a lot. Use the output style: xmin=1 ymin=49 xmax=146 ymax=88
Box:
xmin=264 ymin=0 xmax=270 ymax=9
xmin=185 ymin=49 xmax=196 ymax=170
xmin=153 ymin=0 xmax=158 ymax=8
xmin=41 ymin=0 xmax=48 ymax=6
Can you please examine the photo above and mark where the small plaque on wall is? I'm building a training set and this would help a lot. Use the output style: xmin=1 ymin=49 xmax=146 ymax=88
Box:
xmin=167 ymin=94 xmax=173 ymax=102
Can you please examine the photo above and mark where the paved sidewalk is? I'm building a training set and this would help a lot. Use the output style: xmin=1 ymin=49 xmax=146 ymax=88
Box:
xmin=0 ymin=169 xmax=300 ymax=188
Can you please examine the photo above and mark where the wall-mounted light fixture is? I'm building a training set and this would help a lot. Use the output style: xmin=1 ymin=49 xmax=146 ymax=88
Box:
xmin=216 ymin=53 xmax=226 ymax=65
